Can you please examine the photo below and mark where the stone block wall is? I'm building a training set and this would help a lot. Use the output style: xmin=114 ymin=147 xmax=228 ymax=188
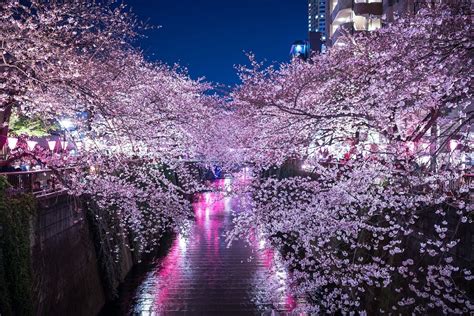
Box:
xmin=31 ymin=193 xmax=106 ymax=316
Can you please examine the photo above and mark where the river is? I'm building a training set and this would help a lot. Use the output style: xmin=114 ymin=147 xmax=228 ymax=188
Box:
xmin=101 ymin=179 xmax=296 ymax=315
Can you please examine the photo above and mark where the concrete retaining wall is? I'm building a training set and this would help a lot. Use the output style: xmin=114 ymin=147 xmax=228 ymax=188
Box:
xmin=30 ymin=193 xmax=133 ymax=316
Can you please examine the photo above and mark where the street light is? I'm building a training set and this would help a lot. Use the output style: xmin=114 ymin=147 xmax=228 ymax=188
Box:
xmin=59 ymin=119 xmax=74 ymax=130
xmin=58 ymin=118 xmax=74 ymax=154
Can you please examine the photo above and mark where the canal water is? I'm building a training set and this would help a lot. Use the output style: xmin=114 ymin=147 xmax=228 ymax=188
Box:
xmin=102 ymin=179 xmax=296 ymax=315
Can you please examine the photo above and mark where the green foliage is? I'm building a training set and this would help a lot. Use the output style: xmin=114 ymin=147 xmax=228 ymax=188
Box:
xmin=0 ymin=176 xmax=35 ymax=316
xmin=8 ymin=112 xmax=57 ymax=137
xmin=0 ymin=176 xmax=10 ymax=191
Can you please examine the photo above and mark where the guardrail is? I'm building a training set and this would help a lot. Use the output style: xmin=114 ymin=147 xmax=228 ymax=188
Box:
xmin=0 ymin=168 xmax=74 ymax=197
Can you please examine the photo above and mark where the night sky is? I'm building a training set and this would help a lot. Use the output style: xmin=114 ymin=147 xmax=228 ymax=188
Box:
xmin=125 ymin=0 xmax=307 ymax=87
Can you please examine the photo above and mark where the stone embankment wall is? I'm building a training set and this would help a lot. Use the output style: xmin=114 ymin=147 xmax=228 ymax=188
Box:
xmin=28 ymin=192 xmax=134 ymax=316
xmin=0 ymin=192 xmax=137 ymax=316
xmin=1 ymin=167 xmax=187 ymax=316
xmin=31 ymin=193 xmax=106 ymax=316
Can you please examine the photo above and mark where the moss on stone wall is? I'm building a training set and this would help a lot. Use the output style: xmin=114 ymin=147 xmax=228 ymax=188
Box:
xmin=0 ymin=176 xmax=35 ymax=316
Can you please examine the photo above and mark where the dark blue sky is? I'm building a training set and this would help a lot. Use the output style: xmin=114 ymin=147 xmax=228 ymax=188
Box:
xmin=125 ymin=0 xmax=307 ymax=86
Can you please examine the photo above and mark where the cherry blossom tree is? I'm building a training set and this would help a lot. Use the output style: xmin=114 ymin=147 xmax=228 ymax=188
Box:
xmin=0 ymin=0 xmax=220 ymax=253
xmin=0 ymin=0 xmax=142 ymax=145
xmin=228 ymin=4 xmax=473 ymax=314
xmin=1 ymin=0 xmax=472 ymax=312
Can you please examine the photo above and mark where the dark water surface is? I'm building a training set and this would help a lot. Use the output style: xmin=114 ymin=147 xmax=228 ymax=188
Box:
xmin=102 ymin=179 xmax=295 ymax=316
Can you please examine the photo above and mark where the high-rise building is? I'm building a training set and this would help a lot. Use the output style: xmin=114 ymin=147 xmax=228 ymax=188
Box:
xmin=309 ymin=0 xmax=426 ymax=51
xmin=326 ymin=0 xmax=425 ymax=46
xmin=308 ymin=0 xmax=327 ymax=35
xmin=308 ymin=0 xmax=327 ymax=53
xmin=327 ymin=0 xmax=383 ymax=46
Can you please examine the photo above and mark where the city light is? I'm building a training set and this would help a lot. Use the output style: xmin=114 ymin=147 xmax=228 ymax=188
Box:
xmin=290 ymin=41 xmax=309 ymax=59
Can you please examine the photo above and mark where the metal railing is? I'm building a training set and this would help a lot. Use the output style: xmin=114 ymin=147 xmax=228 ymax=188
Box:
xmin=0 ymin=168 xmax=73 ymax=197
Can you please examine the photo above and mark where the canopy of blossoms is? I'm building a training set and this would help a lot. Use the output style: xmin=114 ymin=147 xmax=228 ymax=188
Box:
xmin=226 ymin=4 xmax=473 ymax=315
xmin=0 ymin=1 xmax=472 ymax=314
xmin=0 ymin=0 xmax=221 ymax=252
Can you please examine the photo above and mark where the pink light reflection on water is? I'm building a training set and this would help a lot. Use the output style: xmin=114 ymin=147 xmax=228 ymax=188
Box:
xmin=132 ymin=178 xmax=297 ymax=314
xmin=251 ymin=233 xmax=299 ymax=313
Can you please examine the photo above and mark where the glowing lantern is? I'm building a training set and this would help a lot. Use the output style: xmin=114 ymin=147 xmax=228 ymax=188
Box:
xmin=27 ymin=140 xmax=38 ymax=151
xmin=7 ymin=137 xmax=18 ymax=150
xmin=48 ymin=140 xmax=57 ymax=151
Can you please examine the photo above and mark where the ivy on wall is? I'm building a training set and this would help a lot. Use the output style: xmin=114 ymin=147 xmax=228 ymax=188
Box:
xmin=0 ymin=176 xmax=35 ymax=316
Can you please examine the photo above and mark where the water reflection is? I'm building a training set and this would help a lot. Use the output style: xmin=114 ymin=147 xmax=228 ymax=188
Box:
xmin=127 ymin=179 xmax=295 ymax=315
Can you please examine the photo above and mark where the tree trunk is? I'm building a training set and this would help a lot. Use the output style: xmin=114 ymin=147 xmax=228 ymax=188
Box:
xmin=0 ymin=100 xmax=14 ymax=151
xmin=430 ymin=118 xmax=438 ymax=172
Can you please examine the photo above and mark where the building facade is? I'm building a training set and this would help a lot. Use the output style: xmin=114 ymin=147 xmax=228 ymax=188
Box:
xmin=326 ymin=0 xmax=419 ymax=46
xmin=308 ymin=0 xmax=327 ymax=35
xmin=308 ymin=0 xmax=327 ymax=52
